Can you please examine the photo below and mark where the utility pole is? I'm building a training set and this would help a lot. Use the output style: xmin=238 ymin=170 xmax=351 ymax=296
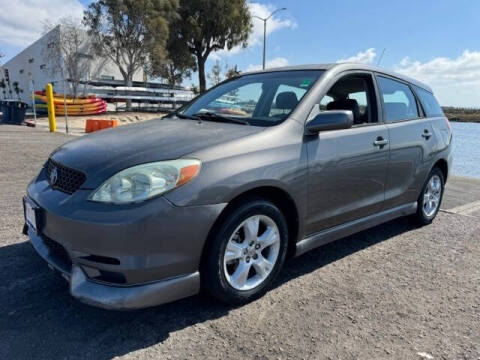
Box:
xmin=59 ymin=58 xmax=69 ymax=134
xmin=263 ymin=20 xmax=266 ymax=70
xmin=28 ymin=73 xmax=37 ymax=124
xmin=253 ymin=7 xmax=287 ymax=70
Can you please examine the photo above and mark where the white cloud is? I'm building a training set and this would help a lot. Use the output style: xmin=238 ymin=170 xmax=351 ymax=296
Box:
xmin=0 ymin=0 xmax=84 ymax=48
xmin=249 ymin=3 xmax=296 ymax=46
xmin=395 ymin=50 xmax=480 ymax=107
xmin=212 ymin=2 xmax=296 ymax=58
xmin=333 ymin=48 xmax=480 ymax=106
xmin=246 ymin=57 xmax=289 ymax=72
xmin=337 ymin=48 xmax=377 ymax=65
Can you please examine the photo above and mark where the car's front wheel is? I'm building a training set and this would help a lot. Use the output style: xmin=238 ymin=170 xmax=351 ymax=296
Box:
xmin=202 ymin=198 xmax=288 ymax=304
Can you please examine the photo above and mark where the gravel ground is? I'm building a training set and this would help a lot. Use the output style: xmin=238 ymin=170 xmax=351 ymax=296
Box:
xmin=0 ymin=124 xmax=479 ymax=360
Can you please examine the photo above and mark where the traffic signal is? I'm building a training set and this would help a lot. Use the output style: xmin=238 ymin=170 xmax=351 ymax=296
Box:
xmin=4 ymin=69 xmax=9 ymax=84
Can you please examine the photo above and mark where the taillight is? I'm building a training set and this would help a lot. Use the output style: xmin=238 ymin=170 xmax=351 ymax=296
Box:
xmin=445 ymin=117 xmax=452 ymax=132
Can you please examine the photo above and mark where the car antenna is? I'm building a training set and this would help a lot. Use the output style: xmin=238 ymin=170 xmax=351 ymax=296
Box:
xmin=377 ymin=48 xmax=386 ymax=66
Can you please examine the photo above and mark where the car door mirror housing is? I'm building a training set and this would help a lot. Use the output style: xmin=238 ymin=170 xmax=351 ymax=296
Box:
xmin=305 ymin=110 xmax=354 ymax=134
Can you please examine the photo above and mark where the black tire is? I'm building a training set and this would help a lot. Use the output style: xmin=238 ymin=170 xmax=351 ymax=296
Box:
xmin=412 ymin=167 xmax=445 ymax=226
xmin=201 ymin=198 xmax=289 ymax=305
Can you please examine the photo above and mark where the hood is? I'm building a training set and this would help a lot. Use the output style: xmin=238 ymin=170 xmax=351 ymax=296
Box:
xmin=51 ymin=118 xmax=264 ymax=189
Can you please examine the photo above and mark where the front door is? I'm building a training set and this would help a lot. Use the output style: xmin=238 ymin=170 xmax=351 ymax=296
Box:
xmin=305 ymin=72 xmax=389 ymax=235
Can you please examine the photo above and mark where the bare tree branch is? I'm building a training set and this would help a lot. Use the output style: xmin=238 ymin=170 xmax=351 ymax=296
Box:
xmin=42 ymin=17 xmax=94 ymax=98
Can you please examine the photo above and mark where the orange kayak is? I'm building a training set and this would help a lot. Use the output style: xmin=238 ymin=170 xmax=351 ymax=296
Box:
xmin=34 ymin=94 xmax=104 ymax=105
xmin=35 ymin=104 xmax=107 ymax=116
xmin=36 ymin=102 xmax=107 ymax=111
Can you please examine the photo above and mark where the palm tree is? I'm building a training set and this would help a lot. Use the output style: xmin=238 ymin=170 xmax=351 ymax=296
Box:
xmin=12 ymin=81 xmax=23 ymax=101
xmin=0 ymin=79 xmax=6 ymax=100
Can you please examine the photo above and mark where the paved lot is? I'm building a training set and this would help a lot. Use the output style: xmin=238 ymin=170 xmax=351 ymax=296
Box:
xmin=1 ymin=124 xmax=479 ymax=360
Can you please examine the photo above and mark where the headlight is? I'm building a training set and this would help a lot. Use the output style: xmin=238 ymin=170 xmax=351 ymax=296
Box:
xmin=89 ymin=159 xmax=201 ymax=204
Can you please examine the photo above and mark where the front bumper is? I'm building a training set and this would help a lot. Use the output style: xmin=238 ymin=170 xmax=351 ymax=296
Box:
xmin=25 ymin=171 xmax=226 ymax=309
xmin=28 ymin=228 xmax=200 ymax=310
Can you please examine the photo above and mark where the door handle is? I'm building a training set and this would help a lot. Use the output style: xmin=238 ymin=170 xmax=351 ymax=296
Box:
xmin=422 ymin=130 xmax=432 ymax=139
xmin=373 ymin=137 xmax=389 ymax=147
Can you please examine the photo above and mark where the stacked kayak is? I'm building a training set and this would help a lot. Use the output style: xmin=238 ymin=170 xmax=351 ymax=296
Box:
xmin=34 ymin=91 xmax=107 ymax=116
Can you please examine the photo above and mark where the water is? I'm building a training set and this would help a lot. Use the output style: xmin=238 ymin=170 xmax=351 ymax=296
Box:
xmin=451 ymin=122 xmax=480 ymax=178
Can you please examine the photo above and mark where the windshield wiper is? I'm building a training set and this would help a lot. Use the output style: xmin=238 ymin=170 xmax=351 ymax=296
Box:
xmin=193 ymin=112 xmax=248 ymax=125
xmin=173 ymin=111 xmax=200 ymax=120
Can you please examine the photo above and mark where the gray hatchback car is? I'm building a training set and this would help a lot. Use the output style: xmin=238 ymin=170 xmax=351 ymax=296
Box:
xmin=24 ymin=63 xmax=452 ymax=309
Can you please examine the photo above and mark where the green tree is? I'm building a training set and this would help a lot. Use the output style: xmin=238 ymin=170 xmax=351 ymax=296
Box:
xmin=225 ymin=64 xmax=240 ymax=79
xmin=189 ymin=83 xmax=199 ymax=95
xmin=207 ymin=59 xmax=223 ymax=87
xmin=176 ymin=0 xmax=251 ymax=93
xmin=224 ymin=64 xmax=240 ymax=97
xmin=84 ymin=0 xmax=178 ymax=110
xmin=150 ymin=26 xmax=196 ymax=88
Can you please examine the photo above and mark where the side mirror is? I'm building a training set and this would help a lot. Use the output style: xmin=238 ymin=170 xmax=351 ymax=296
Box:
xmin=305 ymin=110 xmax=353 ymax=134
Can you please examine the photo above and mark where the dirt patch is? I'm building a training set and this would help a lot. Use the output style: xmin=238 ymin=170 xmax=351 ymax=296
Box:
xmin=26 ymin=111 xmax=166 ymax=135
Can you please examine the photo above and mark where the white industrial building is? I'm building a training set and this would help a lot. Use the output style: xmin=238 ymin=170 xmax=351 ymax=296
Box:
xmin=1 ymin=26 xmax=145 ymax=105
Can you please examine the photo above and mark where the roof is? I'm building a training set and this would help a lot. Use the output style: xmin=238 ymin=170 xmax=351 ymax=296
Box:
xmin=242 ymin=63 xmax=432 ymax=93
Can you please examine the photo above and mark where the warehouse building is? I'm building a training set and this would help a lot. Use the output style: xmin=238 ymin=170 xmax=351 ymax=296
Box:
xmin=0 ymin=26 xmax=145 ymax=105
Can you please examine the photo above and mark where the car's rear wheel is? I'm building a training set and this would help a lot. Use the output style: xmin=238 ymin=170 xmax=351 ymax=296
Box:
xmin=202 ymin=198 xmax=288 ymax=304
xmin=412 ymin=167 xmax=444 ymax=225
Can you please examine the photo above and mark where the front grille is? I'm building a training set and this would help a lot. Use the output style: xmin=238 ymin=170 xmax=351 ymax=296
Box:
xmin=46 ymin=158 xmax=86 ymax=194
xmin=43 ymin=236 xmax=72 ymax=274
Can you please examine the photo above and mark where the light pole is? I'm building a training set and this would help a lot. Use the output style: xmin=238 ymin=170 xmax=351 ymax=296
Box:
xmin=253 ymin=7 xmax=287 ymax=70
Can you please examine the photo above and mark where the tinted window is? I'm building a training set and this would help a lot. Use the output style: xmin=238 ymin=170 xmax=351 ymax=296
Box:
xmin=415 ymin=86 xmax=444 ymax=117
xmin=181 ymin=70 xmax=324 ymax=127
xmin=377 ymin=76 xmax=419 ymax=122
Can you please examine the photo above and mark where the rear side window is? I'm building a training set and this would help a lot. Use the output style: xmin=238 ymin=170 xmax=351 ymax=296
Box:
xmin=377 ymin=76 xmax=419 ymax=122
xmin=414 ymin=86 xmax=444 ymax=117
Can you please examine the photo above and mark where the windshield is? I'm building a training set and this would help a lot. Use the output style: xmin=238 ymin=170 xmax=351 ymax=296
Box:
xmin=179 ymin=70 xmax=324 ymax=126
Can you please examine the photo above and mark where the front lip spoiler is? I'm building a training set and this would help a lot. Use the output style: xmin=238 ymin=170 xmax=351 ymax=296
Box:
xmin=70 ymin=266 xmax=200 ymax=310
xmin=28 ymin=228 xmax=200 ymax=310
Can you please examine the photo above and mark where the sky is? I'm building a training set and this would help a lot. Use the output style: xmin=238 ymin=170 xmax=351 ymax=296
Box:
xmin=1 ymin=0 xmax=480 ymax=107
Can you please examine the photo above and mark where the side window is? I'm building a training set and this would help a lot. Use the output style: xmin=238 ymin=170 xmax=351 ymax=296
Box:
xmin=377 ymin=76 xmax=419 ymax=122
xmin=269 ymin=84 xmax=307 ymax=117
xmin=319 ymin=95 xmax=334 ymax=111
xmin=318 ymin=74 xmax=378 ymax=125
xmin=349 ymin=91 xmax=368 ymax=118
xmin=414 ymin=86 xmax=444 ymax=117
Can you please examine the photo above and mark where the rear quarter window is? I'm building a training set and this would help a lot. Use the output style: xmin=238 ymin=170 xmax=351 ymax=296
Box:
xmin=414 ymin=86 xmax=444 ymax=117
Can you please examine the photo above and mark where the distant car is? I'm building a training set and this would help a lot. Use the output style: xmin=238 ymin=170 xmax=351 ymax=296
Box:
xmin=24 ymin=63 xmax=452 ymax=310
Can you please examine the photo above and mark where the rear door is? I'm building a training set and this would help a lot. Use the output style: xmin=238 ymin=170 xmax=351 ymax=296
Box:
xmin=376 ymin=75 xmax=437 ymax=210
xmin=305 ymin=72 xmax=389 ymax=234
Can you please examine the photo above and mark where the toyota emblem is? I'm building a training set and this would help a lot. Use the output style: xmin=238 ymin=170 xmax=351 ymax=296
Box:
xmin=50 ymin=167 xmax=58 ymax=185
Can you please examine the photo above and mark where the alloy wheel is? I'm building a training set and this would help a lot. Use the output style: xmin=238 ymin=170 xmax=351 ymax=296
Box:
xmin=223 ymin=215 xmax=280 ymax=291
xmin=422 ymin=174 xmax=442 ymax=217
